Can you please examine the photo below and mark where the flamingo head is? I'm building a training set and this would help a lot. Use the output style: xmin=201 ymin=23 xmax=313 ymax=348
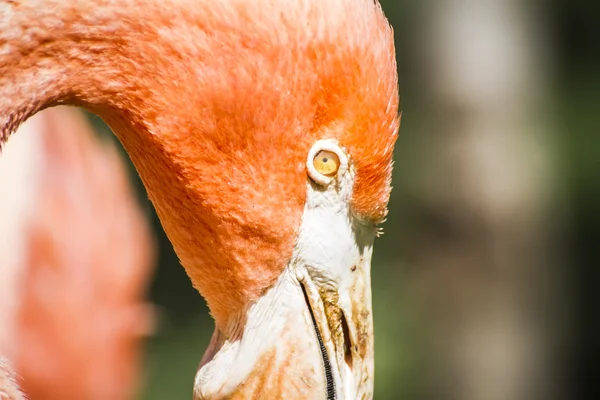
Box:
xmin=2 ymin=0 xmax=400 ymax=397
xmin=109 ymin=1 xmax=402 ymax=398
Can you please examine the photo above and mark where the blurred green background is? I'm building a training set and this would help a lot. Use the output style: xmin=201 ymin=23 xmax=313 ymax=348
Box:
xmin=84 ymin=1 xmax=598 ymax=399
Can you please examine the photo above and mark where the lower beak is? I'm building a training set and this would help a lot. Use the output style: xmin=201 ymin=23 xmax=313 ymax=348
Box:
xmin=294 ymin=246 xmax=375 ymax=400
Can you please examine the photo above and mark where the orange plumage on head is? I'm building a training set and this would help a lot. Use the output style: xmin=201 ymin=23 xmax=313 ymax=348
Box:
xmin=106 ymin=0 xmax=399 ymax=324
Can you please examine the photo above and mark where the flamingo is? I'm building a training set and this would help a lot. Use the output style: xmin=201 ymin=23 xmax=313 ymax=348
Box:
xmin=0 ymin=0 xmax=400 ymax=398
xmin=0 ymin=107 xmax=155 ymax=400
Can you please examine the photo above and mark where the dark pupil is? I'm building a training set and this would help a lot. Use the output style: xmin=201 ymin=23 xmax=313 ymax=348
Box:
xmin=322 ymin=158 xmax=328 ymax=163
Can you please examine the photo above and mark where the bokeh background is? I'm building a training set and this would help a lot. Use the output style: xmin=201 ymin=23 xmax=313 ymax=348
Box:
xmin=6 ymin=0 xmax=597 ymax=399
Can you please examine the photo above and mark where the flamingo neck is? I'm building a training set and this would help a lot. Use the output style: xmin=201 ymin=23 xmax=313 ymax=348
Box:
xmin=0 ymin=0 xmax=307 ymax=328
xmin=0 ymin=0 xmax=248 ymax=324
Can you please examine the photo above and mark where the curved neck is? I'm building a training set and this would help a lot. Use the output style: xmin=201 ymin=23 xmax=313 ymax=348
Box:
xmin=0 ymin=0 xmax=314 ymax=329
xmin=0 ymin=0 xmax=266 ymax=327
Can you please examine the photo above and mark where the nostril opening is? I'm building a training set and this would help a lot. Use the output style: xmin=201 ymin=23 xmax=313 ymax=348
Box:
xmin=341 ymin=312 xmax=352 ymax=370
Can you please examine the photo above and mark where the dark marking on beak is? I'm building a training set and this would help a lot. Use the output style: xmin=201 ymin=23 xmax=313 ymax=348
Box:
xmin=300 ymin=282 xmax=336 ymax=400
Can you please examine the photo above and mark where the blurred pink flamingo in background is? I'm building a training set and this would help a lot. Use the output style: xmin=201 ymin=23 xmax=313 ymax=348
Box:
xmin=0 ymin=107 xmax=155 ymax=400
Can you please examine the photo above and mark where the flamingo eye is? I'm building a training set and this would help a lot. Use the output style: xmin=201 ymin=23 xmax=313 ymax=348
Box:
xmin=313 ymin=150 xmax=340 ymax=177
xmin=306 ymin=140 xmax=348 ymax=186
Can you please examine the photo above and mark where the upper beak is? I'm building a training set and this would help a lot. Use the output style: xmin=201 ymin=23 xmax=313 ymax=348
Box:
xmin=292 ymin=213 xmax=376 ymax=400
xmin=295 ymin=244 xmax=374 ymax=400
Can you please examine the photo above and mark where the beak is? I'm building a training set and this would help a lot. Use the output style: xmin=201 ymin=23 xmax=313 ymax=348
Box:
xmin=195 ymin=207 xmax=377 ymax=400
xmin=295 ymin=248 xmax=375 ymax=399
xmin=292 ymin=212 xmax=376 ymax=400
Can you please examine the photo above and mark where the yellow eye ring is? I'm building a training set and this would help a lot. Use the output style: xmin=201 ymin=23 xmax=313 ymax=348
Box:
xmin=306 ymin=140 xmax=348 ymax=186
xmin=313 ymin=150 xmax=340 ymax=177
